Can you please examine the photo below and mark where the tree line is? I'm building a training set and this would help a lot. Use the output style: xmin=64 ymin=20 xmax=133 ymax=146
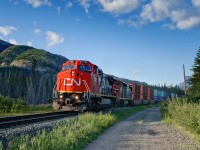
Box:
xmin=0 ymin=65 xmax=56 ymax=104
xmin=188 ymin=47 xmax=200 ymax=102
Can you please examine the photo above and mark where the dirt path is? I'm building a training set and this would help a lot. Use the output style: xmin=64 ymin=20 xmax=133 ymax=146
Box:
xmin=84 ymin=107 xmax=200 ymax=150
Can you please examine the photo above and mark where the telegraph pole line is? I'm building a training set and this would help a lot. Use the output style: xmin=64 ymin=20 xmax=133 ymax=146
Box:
xmin=183 ymin=64 xmax=187 ymax=95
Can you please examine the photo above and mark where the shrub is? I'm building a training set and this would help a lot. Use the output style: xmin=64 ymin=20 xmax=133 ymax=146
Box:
xmin=161 ymin=98 xmax=200 ymax=134
xmin=0 ymin=95 xmax=13 ymax=113
xmin=0 ymin=95 xmax=26 ymax=113
xmin=10 ymin=97 xmax=26 ymax=113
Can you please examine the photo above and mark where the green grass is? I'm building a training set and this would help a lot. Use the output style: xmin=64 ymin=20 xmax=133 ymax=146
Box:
xmin=0 ymin=95 xmax=54 ymax=116
xmin=6 ymin=104 xmax=156 ymax=150
xmin=7 ymin=112 xmax=116 ymax=150
xmin=113 ymin=105 xmax=153 ymax=121
xmin=161 ymin=98 xmax=200 ymax=144
xmin=0 ymin=104 xmax=54 ymax=117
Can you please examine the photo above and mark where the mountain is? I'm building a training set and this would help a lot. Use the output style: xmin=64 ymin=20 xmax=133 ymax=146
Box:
xmin=0 ymin=39 xmax=13 ymax=53
xmin=178 ymin=76 xmax=191 ymax=90
xmin=0 ymin=40 xmax=68 ymax=72
xmin=0 ymin=39 xmax=68 ymax=104
xmin=0 ymin=45 xmax=33 ymax=66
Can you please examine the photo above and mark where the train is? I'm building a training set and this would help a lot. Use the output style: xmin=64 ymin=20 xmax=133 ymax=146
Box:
xmin=53 ymin=60 xmax=175 ymax=112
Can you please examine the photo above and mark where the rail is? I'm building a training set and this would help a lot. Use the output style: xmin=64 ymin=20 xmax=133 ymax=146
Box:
xmin=0 ymin=111 xmax=78 ymax=129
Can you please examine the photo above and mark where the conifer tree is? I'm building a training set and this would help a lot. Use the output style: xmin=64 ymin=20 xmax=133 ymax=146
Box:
xmin=190 ymin=47 xmax=200 ymax=95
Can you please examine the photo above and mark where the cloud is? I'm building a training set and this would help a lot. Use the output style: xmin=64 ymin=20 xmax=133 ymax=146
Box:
xmin=66 ymin=2 xmax=73 ymax=8
xmin=117 ymin=18 xmax=125 ymax=26
xmin=9 ymin=0 xmax=19 ymax=5
xmin=98 ymin=0 xmax=140 ymax=14
xmin=140 ymin=0 xmax=178 ymax=22
xmin=24 ymin=0 xmax=50 ymax=8
xmin=130 ymin=70 xmax=145 ymax=76
xmin=139 ymin=0 xmax=200 ymax=30
xmin=117 ymin=17 xmax=146 ymax=28
xmin=34 ymin=28 xmax=42 ymax=35
xmin=192 ymin=0 xmax=200 ymax=7
xmin=56 ymin=6 xmax=61 ymax=15
xmin=79 ymin=0 xmax=90 ymax=13
xmin=114 ymin=0 xmax=200 ymax=30
xmin=9 ymin=38 xmax=18 ymax=45
xmin=26 ymin=41 xmax=32 ymax=46
xmin=0 ymin=26 xmax=17 ymax=36
xmin=45 ymin=31 xmax=64 ymax=47
xmin=176 ymin=16 xmax=200 ymax=30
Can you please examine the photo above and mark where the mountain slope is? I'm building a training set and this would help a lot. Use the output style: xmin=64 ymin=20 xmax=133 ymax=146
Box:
xmin=0 ymin=40 xmax=68 ymax=104
xmin=13 ymin=49 xmax=67 ymax=72
xmin=0 ymin=39 xmax=13 ymax=53
xmin=0 ymin=45 xmax=33 ymax=66
xmin=0 ymin=40 xmax=68 ymax=72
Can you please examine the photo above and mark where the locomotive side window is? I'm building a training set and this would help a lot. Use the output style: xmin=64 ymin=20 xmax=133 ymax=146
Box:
xmin=78 ymin=65 xmax=92 ymax=72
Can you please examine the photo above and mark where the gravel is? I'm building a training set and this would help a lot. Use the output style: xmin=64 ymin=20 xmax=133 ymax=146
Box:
xmin=0 ymin=116 xmax=73 ymax=150
xmin=0 ymin=107 xmax=119 ymax=149
xmin=84 ymin=107 xmax=200 ymax=150
xmin=1 ymin=107 xmax=199 ymax=150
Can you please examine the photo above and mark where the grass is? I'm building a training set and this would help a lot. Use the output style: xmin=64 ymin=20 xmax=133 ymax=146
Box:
xmin=7 ymin=112 xmax=116 ymax=150
xmin=0 ymin=95 xmax=54 ymax=116
xmin=6 ymin=104 xmax=156 ymax=150
xmin=161 ymin=98 xmax=200 ymax=145
xmin=0 ymin=104 xmax=54 ymax=117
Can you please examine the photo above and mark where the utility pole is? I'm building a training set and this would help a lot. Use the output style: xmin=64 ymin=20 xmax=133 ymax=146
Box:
xmin=183 ymin=64 xmax=187 ymax=95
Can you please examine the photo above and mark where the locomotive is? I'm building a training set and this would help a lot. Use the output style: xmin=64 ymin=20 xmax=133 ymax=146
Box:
xmin=53 ymin=60 xmax=156 ymax=112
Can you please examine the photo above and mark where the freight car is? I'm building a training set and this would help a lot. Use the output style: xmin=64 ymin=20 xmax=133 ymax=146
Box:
xmin=53 ymin=60 xmax=169 ymax=112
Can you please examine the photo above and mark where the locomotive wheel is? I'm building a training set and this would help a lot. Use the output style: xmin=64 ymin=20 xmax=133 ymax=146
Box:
xmin=120 ymin=100 xmax=124 ymax=107
xmin=78 ymin=105 xmax=87 ymax=113
xmin=53 ymin=100 xmax=61 ymax=110
xmin=128 ymin=101 xmax=133 ymax=106
xmin=111 ymin=99 xmax=116 ymax=108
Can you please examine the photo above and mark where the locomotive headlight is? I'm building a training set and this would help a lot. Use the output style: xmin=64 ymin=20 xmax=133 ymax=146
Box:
xmin=75 ymin=95 xmax=79 ymax=100
xmin=59 ymin=95 xmax=63 ymax=99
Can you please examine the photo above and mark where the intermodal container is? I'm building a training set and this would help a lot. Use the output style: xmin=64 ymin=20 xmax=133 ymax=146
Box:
xmin=131 ymin=82 xmax=140 ymax=100
xmin=154 ymin=89 xmax=161 ymax=102
xmin=147 ymin=87 xmax=151 ymax=100
xmin=171 ymin=93 xmax=176 ymax=99
xmin=161 ymin=91 xmax=167 ymax=100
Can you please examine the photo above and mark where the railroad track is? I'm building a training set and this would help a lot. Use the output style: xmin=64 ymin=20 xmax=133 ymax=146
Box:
xmin=0 ymin=111 xmax=78 ymax=129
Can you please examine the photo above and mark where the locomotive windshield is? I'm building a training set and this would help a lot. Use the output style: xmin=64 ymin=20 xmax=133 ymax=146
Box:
xmin=63 ymin=65 xmax=75 ymax=70
xmin=78 ymin=65 xmax=92 ymax=72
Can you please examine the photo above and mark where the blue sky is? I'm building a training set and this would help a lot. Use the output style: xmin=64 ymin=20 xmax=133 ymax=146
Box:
xmin=0 ymin=0 xmax=200 ymax=86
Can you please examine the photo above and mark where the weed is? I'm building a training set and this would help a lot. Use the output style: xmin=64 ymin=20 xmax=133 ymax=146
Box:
xmin=161 ymin=98 xmax=200 ymax=144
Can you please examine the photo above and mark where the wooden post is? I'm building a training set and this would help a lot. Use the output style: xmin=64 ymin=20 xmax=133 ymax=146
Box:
xmin=183 ymin=64 xmax=187 ymax=95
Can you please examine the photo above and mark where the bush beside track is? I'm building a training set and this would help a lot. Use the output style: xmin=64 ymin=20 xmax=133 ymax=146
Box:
xmin=161 ymin=98 xmax=200 ymax=144
xmin=5 ymin=105 xmax=156 ymax=150
xmin=0 ymin=95 xmax=53 ymax=116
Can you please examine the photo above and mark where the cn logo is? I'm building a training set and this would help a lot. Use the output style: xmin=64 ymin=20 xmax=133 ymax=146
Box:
xmin=64 ymin=78 xmax=81 ymax=86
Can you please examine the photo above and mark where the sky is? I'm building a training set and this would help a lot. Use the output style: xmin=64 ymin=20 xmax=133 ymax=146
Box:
xmin=0 ymin=0 xmax=200 ymax=86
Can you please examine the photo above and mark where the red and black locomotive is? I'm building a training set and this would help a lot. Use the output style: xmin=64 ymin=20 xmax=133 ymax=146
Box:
xmin=53 ymin=60 xmax=153 ymax=112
